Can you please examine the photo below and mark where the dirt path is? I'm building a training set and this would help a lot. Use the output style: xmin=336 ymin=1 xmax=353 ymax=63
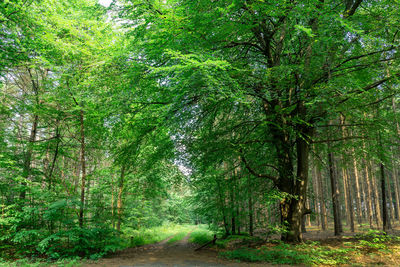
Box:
xmin=83 ymin=233 xmax=271 ymax=267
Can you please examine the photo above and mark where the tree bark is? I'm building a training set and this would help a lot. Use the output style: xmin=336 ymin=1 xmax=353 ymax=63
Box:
xmin=370 ymin=165 xmax=383 ymax=228
xmin=386 ymin=169 xmax=394 ymax=226
xmin=363 ymin=158 xmax=374 ymax=228
xmin=381 ymin=161 xmax=389 ymax=231
xmin=328 ymin=150 xmax=342 ymax=236
xmin=278 ymin=126 xmax=313 ymax=242
xmin=316 ymin=165 xmax=328 ymax=230
xmin=392 ymin=155 xmax=400 ymax=221
xmin=78 ymin=109 xmax=86 ymax=229
xmin=351 ymin=147 xmax=363 ymax=226
xmin=343 ymin=167 xmax=355 ymax=232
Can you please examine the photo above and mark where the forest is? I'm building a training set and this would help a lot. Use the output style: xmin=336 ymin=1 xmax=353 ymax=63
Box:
xmin=1 ymin=0 xmax=400 ymax=266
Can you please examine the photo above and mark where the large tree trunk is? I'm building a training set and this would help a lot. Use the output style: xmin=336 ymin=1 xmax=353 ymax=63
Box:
xmin=279 ymin=128 xmax=312 ymax=242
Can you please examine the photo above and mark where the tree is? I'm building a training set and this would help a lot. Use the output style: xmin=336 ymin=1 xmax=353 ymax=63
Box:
xmin=118 ymin=0 xmax=400 ymax=241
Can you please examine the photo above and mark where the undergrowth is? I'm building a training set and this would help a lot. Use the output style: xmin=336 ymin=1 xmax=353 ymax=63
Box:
xmin=189 ymin=227 xmax=214 ymax=244
xmin=123 ymin=224 xmax=196 ymax=247
xmin=167 ymin=231 xmax=190 ymax=244
xmin=220 ymin=230 xmax=400 ymax=266
xmin=220 ymin=241 xmax=354 ymax=265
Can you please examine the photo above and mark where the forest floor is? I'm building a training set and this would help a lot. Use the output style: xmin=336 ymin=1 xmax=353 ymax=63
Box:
xmin=79 ymin=226 xmax=400 ymax=267
xmin=83 ymin=232 xmax=273 ymax=267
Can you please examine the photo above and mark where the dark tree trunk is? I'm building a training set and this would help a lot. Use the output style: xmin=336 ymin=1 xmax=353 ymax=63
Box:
xmin=248 ymin=185 xmax=254 ymax=236
xmin=328 ymin=150 xmax=342 ymax=236
xmin=279 ymin=127 xmax=313 ymax=242
xmin=316 ymin=165 xmax=328 ymax=230
xmin=381 ymin=161 xmax=389 ymax=231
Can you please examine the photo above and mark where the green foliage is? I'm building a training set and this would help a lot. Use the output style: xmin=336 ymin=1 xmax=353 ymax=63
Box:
xmin=0 ymin=257 xmax=83 ymax=267
xmin=220 ymin=241 xmax=355 ymax=265
xmin=167 ymin=232 xmax=189 ymax=244
xmin=188 ymin=227 xmax=214 ymax=245
xmin=125 ymin=224 xmax=196 ymax=247
xmin=215 ymin=235 xmax=261 ymax=249
xmin=353 ymin=230 xmax=400 ymax=252
xmin=37 ymin=227 xmax=121 ymax=259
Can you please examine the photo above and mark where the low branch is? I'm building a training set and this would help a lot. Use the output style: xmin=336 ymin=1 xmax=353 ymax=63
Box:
xmin=240 ymin=151 xmax=278 ymax=183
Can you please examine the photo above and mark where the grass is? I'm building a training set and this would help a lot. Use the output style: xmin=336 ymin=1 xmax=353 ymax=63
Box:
xmin=188 ymin=227 xmax=214 ymax=244
xmin=167 ymin=231 xmax=190 ymax=244
xmin=124 ymin=224 xmax=198 ymax=247
xmin=0 ymin=257 xmax=84 ymax=267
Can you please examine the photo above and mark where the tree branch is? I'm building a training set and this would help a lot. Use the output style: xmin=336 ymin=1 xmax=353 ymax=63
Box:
xmin=240 ymin=150 xmax=278 ymax=183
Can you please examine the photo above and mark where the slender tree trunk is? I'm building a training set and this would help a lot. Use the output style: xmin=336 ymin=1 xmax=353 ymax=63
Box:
xmin=351 ymin=147 xmax=363 ymax=226
xmin=328 ymin=150 xmax=342 ymax=235
xmin=339 ymin=116 xmax=354 ymax=232
xmin=47 ymin=126 xmax=60 ymax=190
xmin=312 ymin=169 xmax=320 ymax=228
xmin=370 ymin=165 xmax=383 ymax=228
xmin=248 ymin=190 xmax=254 ymax=236
xmin=377 ymin=128 xmax=391 ymax=231
xmin=316 ymin=166 xmax=327 ymax=230
xmin=247 ymin=175 xmax=254 ymax=236
xmin=344 ymin=167 xmax=355 ymax=232
xmin=111 ymin=174 xmax=115 ymax=229
xmin=78 ymin=109 xmax=86 ymax=229
xmin=306 ymin=198 xmax=312 ymax=227
xmin=116 ymin=165 xmax=125 ymax=232
xmin=381 ymin=161 xmax=389 ymax=231
xmin=386 ymin=169 xmax=394 ymax=226
xmin=392 ymin=156 xmax=400 ymax=222
xmin=363 ymin=159 xmax=374 ymax=228
xmin=20 ymin=114 xmax=39 ymax=200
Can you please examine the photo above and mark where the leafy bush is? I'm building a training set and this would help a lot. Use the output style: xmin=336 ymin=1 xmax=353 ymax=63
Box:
xmin=37 ymin=227 xmax=122 ymax=259
xmin=189 ymin=228 xmax=214 ymax=245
